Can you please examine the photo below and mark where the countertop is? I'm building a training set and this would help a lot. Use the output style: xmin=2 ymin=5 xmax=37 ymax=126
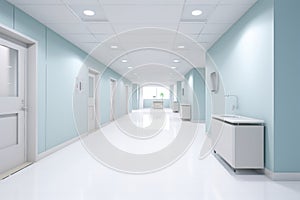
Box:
xmin=213 ymin=114 xmax=264 ymax=125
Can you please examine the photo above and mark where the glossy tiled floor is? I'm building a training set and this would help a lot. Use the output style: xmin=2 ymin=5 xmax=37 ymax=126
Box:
xmin=0 ymin=109 xmax=300 ymax=200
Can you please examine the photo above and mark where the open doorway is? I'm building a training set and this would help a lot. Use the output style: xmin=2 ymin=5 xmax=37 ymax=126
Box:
xmin=88 ymin=68 xmax=99 ymax=132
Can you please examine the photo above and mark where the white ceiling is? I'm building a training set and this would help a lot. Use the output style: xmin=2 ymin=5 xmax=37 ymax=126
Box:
xmin=7 ymin=0 xmax=257 ymax=85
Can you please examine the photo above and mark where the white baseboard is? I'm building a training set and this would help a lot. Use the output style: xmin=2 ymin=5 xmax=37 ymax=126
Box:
xmin=264 ymin=168 xmax=300 ymax=181
xmin=191 ymin=120 xmax=206 ymax=123
xmin=37 ymin=132 xmax=89 ymax=161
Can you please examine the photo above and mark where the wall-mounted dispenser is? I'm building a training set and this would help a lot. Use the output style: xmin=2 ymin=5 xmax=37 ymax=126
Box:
xmin=210 ymin=71 xmax=219 ymax=93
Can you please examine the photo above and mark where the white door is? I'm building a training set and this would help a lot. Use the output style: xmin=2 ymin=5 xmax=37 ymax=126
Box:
xmin=110 ymin=79 xmax=116 ymax=121
xmin=125 ymin=85 xmax=129 ymax=114
xmin=0 ymin=38 xmax=26 ymax=174
xmin=88 ymin=73 xmax=96 ymax=132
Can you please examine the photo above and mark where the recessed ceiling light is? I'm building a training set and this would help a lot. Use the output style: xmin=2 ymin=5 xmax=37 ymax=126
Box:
xmin=121 ymin=59 xmax=128 ymax=63
xmin=83 ymin=10 xmax=95 ymax=16
xmin=171 ymin=67 xmax=177 ymax=69
xmin=128 ymin=67 xmax=133 ymax=69
xmin=111 ymin=45 xmax=118 ymax=49
xmin=192 ymin=9 xmax=202 ymax=16
xmin=173 ymin=59 xmax=180 ymax=63
xmin=177 ymin=45 xmax=185 ymax=49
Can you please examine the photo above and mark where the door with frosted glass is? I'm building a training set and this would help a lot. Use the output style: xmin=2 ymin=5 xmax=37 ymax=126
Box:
xmin=0 ymin=38 xmax=26 ymax=174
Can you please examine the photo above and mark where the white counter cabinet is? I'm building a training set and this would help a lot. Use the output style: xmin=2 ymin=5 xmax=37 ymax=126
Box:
xmin=180 ymin=104 xmax=191 ymax=120
xmin=213 ymin=115 xmax=264 ymax=169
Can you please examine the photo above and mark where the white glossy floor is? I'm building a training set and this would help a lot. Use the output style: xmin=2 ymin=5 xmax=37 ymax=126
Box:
xmin=1 ymin=109 xmax=300 ymax=200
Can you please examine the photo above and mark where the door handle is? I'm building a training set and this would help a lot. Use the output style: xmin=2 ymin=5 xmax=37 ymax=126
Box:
xmin=21 ymin=106 xmax=28 ymax=111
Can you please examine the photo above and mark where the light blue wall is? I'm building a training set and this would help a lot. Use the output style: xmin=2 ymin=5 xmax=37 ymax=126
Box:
xmin=0 ymin=0 xmax=131 ymax=153
xmin=99 ymin=68 xmax=131 ymax=124
xmin=14 ymin=6 xmax=47 ymax=153
xmin=182 ymin=68 xmax=206 ymax=122
xmin=208 ymin=0 xmax=274 ymax=170
xmin=274 ymin=0 xmax=300 ymax=172
xmin=193 ymin=69 xmax=206 ymax=121
xmin=0 ymin=0 xmax=13 ymax=28
xmin=143 ymin=99 xmax=170 ymax=108
xmin=132 ymin=84 xmax=139 ymax=110
xmin=176 ymin=81 xmax=182 ymax=102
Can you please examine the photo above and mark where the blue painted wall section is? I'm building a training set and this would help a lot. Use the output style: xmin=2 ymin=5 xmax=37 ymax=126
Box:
xmin=0 ymin=0 xmax=131 ymax=154
xmin=274 ymin=0 xmax=300 ymax=172
xmin=182 ymin=68 xmax=206 ymax=122
xmin=131 ymin=84 xmax=139 ymax=110
xmin=208 ymin=0 xmax=274 ymax=170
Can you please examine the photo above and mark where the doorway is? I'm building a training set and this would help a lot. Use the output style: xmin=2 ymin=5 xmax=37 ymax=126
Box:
xmin=0 ymin=37 xmax=27 ymax=174
xmin=88 ymin=69 xmax=99 ymax=132
xmin=125 ymin=85 xmax=129 ymax=114
xmin=110 ymin=79 xmax=116 ymax=121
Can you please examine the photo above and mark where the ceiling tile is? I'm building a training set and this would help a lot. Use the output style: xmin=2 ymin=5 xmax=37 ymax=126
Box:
xmin=64 ymin=0 xmax=99 ymax=4
xmin=181 ymin=4 xmax=216 ymax=22
xmin=7 ymin=0 xmax=63 ymax=4
xmin=79 ymin=42 xmax=99 ymax=53
xmin=208 ymin=4 xmax=253 ymax=23
xmin=93 ymin=34 xmax=114 ymax=42
xmin=197 ymin=33 xmax=221 ymax=43
xmin=201 ymin=23 xmax=231 ymax=34
xmin=219 ymin=0 xmax=257 ymax=5
xmin=85 ymin=22 xmax=115 ymax=34
xmin=198 ymin=42 xmax=212 ymax=49
xmin=112 ymin=23 xmax=178 ymax=33
xmin=46 ymin=22 xmax=90 ymax=34
xmin=185 ymin=0 xmax=220 ymax=4
xmin=103 ymin=5 xmax=183 ymax=23
xmin=178 ymin=22 xmax=204 ymax=34
xmin=17 ymin=4 xmax=79 ymax=23
xmin=62 ymin=33 xmax=97 ymax=43
xmin=100 ymin=0 xmax=185 ymax=5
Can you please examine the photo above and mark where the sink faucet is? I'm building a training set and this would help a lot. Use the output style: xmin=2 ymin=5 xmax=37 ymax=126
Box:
xmin=225 ymin=94 xmax=239 ymax=113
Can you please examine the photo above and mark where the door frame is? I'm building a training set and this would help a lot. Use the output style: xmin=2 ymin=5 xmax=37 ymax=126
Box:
xmin=88 ymin=68 xmax=100 ymax=132
xmin=0 ymin=24 xmax=38 ymax=163
xmin=125 ymin=85 xmax=129 ymax=114
xmin=110 ymin=78 xmax=117 ymax=121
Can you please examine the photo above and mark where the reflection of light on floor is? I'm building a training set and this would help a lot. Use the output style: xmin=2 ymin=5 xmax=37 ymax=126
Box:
xmin=130 ymin=109 xmax=153 ymax=128
xmin=101 ymin=108 xmax=182 ymax=154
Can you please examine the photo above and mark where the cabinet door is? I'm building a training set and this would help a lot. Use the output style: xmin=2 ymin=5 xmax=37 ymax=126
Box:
xmin=214 ymin=120 xmax=235 ymax=167
xmin=235 ymin=126 xmax=264 ymax=168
